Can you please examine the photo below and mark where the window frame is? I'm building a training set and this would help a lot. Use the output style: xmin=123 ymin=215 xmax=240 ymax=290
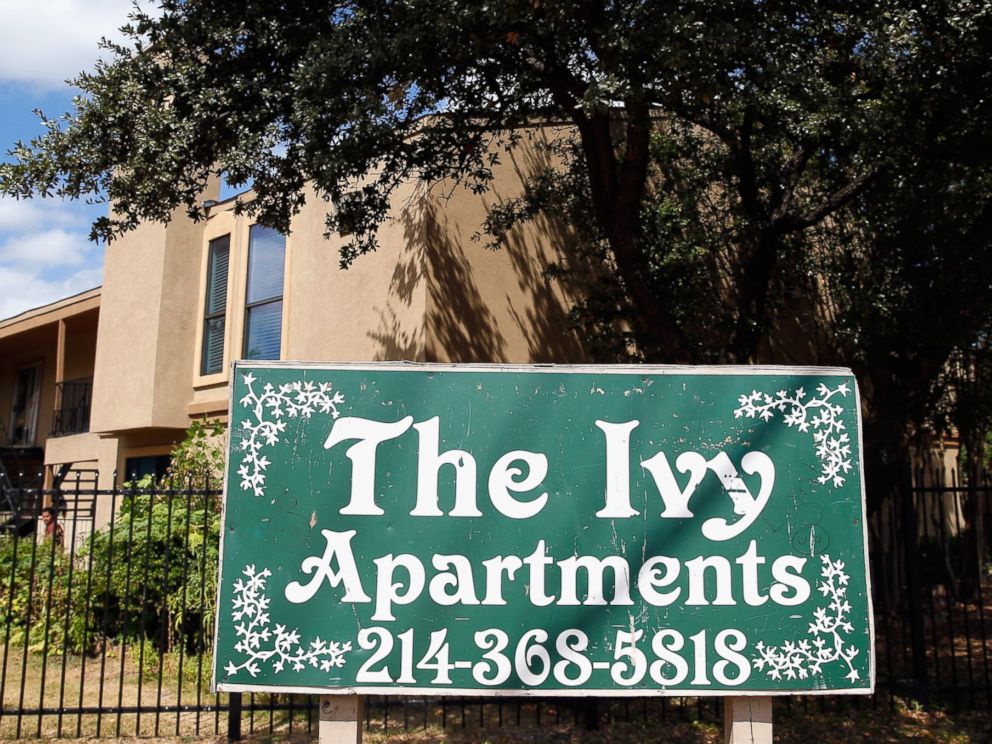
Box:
xmin=8 ymin=361 xmax=42 ymax=446
xmin=241 ymin=225 xmax=287 ymax=361
xmin=193 ymin=210 xmax=239 ymax=388
xmin=193 ymin=210 xmax=291 ymax=389
xmin=200 ymin=234 xmax=231 ymax=376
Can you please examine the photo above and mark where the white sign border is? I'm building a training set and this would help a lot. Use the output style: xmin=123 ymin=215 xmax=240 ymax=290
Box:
xmin=212 ymin=360 xmax=876 ymax=697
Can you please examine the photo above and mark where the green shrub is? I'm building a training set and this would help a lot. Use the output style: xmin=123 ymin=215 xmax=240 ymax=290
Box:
xmin=0 ymin=419 xmax=226 ymax=657
xmin=82 ymin=483 xmax=221 ymax=652
xmin=0 ymin=536 xmax=89 ymax=653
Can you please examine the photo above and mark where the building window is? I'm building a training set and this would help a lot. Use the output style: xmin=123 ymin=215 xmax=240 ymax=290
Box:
xmin=201 ymin=235 xmax=230 ymax=375
xmin=8 ymin=363 xmax=41 ymax=446
xmin=243 ymin=225 xmax=286 ymax=360
xmin=124 ymin=454 xmax=172 ymax=482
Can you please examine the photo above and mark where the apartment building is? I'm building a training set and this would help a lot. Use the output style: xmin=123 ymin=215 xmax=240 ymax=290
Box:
xmin=0 ymin=288 xmax=102 ymax=487
xmin=0 ymin=128 xmax=586 ymax=502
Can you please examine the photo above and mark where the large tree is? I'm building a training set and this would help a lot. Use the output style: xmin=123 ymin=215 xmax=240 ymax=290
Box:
xmin=2 ymin=1 xmax=991 ymax=507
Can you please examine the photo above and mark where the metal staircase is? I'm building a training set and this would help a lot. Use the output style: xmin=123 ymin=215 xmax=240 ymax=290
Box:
xmin=0 ymin=464 xmax=39 ymax=536
xmin=0 ymin=421 xmax=45 ymax=536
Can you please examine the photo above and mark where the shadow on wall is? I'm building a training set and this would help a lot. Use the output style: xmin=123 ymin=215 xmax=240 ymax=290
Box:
xmin=397 ymin=131 xmax=590 ymax=364
xmin=368 ymin=304 xmax=424 ymax=361
xmin=495 ymin=138 xmax=590 ymax=364
xmin=407 ymin=197 xmax=509 ymax=363
xmin=367 ymin=222 xmax=427 ymax=361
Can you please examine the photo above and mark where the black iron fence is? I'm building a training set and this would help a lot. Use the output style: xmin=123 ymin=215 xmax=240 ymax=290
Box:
xmin=0 ymin=466 xmax=989 ymax=739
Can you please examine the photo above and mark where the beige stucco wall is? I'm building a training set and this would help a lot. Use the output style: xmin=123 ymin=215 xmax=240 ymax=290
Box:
xmin=89 ymin=218 xmax=169 ymax=432
xmin=64 ymin=312 xmax=99 ymax=381
xmin=87 ymin=127 xmax=584 ymax=444
xmin=91 ymin=185 xmax=218 ymax=433
xmin=152 ymin=206 xmax=216 ymax=425
xmin=283 ymin=182 xmax=428 ymax=363
xmin=423 ymin=128 xmax=586 ymax=364
xmin=44 ymin=431 xmax=119 ymax=490
xmin=277 ymin=125 xmax=584 ymax=368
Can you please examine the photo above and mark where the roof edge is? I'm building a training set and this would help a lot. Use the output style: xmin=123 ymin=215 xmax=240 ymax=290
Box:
xmin=0 ymin=286 xmax=102 ymax=330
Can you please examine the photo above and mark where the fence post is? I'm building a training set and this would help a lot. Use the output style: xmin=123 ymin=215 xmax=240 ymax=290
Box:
xmin=227 ymin=692 xmax=242 ymax=741
xmin=901 ymin=462 xmax=930 ymax=705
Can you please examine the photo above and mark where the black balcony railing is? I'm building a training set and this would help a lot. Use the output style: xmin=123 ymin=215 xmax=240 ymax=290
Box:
xmin=50 ymin=378 xmax=92 ymax=437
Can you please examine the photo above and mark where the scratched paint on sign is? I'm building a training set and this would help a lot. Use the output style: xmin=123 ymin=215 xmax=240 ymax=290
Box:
xmin=213 ymin=362 xmax=874 ymax=696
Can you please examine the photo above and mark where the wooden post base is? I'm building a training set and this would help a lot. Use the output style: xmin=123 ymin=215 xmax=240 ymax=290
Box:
xmin=319 ymin=695 xmax=364 ymax=744
xmin=724 ymin=696 xmax=772 ymax=744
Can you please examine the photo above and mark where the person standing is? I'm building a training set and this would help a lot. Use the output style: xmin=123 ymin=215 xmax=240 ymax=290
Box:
xmin=41 ymin=506 xmax=64 ymax=548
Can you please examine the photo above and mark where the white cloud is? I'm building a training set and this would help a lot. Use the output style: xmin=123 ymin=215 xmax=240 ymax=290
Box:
xmin=0 ymin=198 xmax=50 ymax=232
xmin=0 ymin=264 xmax=101 ymax=320
xmin=0 ymin=196 xmax=82 ymax=232
xmin=0 ymin=0 xmax=144 ymax=91
xmin=0 ymin=228 xmax=95 ymax=267
xmin=0 ymin=2 xmax=121 ymax=318
xmin=0 ymin=197 xmax=104 ymax=318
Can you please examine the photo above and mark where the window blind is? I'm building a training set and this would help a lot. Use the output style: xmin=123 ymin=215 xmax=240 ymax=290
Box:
xmin=243 ymin=226 xmax=286 ymax=360
xmin=201 ymin=235 xmax=230 ymax=375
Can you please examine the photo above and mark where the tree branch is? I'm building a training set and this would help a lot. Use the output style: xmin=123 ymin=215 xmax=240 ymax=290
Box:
xmin=771 ymin=141 xmax=814 ymax=223
xmin=775 ymin=166 xmax=882 ymax=234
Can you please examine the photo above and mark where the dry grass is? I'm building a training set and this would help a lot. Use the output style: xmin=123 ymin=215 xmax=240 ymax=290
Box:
xmin=109 ymin=702 xmax=985 ymax=744
xmin=1 ymin=645 xmax=223 ymax=739
xmin=2 ymin=648 xmax=991 ymax=742
xmin=354 ymin=701 xmax=991 ymax=744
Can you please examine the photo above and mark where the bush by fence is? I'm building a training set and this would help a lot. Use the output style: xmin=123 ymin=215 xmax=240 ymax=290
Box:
xmin=0 ymin=483 xmax=219 ymax=657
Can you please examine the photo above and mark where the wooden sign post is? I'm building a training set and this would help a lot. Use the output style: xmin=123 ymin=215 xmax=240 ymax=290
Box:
xmin=725 ymin=696 xmax=772 ymax=743
xmin=319 ymin=695 xmax=364 ymax=744
xmin=213 ymin=362 xmax=873 ymax=732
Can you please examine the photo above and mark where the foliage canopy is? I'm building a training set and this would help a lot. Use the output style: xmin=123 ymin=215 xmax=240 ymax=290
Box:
xmin=2 ymin=1 xmax=992 ymax=497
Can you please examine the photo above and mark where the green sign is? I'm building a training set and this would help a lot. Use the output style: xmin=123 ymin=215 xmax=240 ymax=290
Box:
xmin=213 ymin=362 xmax=874 ymax=696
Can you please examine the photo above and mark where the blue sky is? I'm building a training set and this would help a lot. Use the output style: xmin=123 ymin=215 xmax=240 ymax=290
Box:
xmin=0 ymin=0 xmax=144 ymax=320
